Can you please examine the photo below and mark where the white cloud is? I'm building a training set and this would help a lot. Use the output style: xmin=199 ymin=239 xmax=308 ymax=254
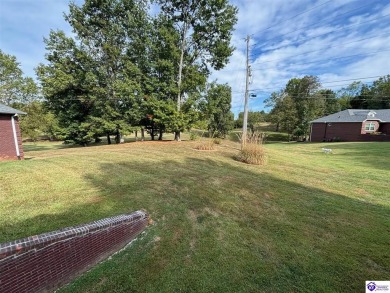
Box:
xmin=210 ymin=0 xmax=390 ymax=115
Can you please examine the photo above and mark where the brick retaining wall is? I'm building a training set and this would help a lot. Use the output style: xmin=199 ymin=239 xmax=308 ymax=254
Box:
xmin=0 ymin=210 xmax=149 ymax=292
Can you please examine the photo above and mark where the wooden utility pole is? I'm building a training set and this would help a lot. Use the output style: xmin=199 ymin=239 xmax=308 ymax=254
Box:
xmin=241 ymin=35 xmax=250 ymax=149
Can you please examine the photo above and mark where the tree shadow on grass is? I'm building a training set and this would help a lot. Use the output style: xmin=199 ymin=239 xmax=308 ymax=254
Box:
xmin=2 ymin=157 xmax=389 ymax=292
xmin=23 ymin=143 xmax=74 ymax=152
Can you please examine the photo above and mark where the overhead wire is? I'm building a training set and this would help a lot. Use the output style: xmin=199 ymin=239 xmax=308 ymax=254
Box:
xmin=250 ymin=0 xmax=333 ymax=37
xmin=250 ymin=32 xmax=390 ymax=66
xmin=223 ymin=49 xmax=390 ymax=72
xmin=252 ymin=13 xmax=390 ymax=55
xmin=236 ymin=1 xmax=390 ymax=110
xmin=233 ymin=75 xmax=388 ymax=94
xmin=250 ymin=1 xmax=375 ymax=49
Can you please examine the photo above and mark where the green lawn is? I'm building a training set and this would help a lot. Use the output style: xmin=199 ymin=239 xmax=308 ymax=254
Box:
xmin=1 ymin=140 xmax=389 ymax=292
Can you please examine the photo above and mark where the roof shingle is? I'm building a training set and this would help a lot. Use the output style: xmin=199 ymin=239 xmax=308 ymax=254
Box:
xmin=0 ymin=103 xmax=27 ymax=115
xmin=311 ymin=109 xmax=390 ymax=123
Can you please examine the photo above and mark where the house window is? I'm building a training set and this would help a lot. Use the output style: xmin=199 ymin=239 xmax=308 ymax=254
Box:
xmin=365 ymin=122 xmax=376 ymax=131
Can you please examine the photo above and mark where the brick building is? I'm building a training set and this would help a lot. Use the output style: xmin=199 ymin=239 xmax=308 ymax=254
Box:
xmin=0 ymin=103 xmax=26 ymax=160
xmin=310 ymin=109 xmax=390 ymax=142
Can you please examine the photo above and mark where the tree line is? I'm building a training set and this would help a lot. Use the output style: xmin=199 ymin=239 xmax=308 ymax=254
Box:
xmin=0 ymin=0 xmax=238 ymax=144
xmin=265 ymin=75 xmax=390 ymax=140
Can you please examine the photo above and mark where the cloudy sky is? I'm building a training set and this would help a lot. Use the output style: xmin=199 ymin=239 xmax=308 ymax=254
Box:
xmin=1 ymin=0 xmax=389 ymax=116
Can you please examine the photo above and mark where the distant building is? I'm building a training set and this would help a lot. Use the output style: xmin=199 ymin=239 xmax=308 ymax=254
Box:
xmin=310 ymin=109 xmax=390 ymax=142
xmin=0 ymin=103 xmax=26 ymax=160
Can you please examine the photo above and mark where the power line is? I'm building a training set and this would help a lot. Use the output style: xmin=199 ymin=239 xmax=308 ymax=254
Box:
xmin=233 ymin=75 xmax=389 ymax=94
xmin=250 ymin=2 xmax=374 ymax=49
xmin=250 ymin=0 xmax=333 ymax=37
xmin=253 ymin=14 xmax=390 ymax=53
xmin=250 ymin=33 xmax=390 ymax=66
xmin=247 ymin=83 xmax=381 ymax=94
xmin=321 ymin=75 xmax=385 ymax=84
xmin=253 ymin=49 xmax=390 ymax=71
xmin=227 ymin=49 xmax=390 ymax=72
xmin=252 ymin=14 xmax=390 ymax=53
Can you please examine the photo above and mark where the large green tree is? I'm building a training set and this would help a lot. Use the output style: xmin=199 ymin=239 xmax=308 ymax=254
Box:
xmin=265 ymin=91 xmax=297 ymax=138
xmin=266 ymin=76 xmax=343 ymax=139
xmin=202 ymin=82 xmax=234 ymax=138
xmin=285 ymin=76 xmax=321 ymax=138
xmin=336 ymin=81 xmax=363 ymax=110
xmin=0 ymin=50 xmax=38 ymax=105
xmin=349 ymin=75 xmax=390 ymax=109
xmin=37 ymin=0 xmax=149 ymax=145
xmin=155 ymin=0 xmax=238 ymax=140
xmin=15 ymin=101 xmax=63 ymax=141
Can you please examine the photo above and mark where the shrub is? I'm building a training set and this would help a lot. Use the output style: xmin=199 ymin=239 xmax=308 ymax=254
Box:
xmin=213 ymin=138 xmax=222 ymax=145
xmin=236 ymin=144 xmax=267 ymax=165
xmin=235 ymin=131 xmax=267 ymax=165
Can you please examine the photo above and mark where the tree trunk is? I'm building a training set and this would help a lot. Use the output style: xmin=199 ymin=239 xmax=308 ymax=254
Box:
xmin=94 ymin=136 xmax=102 ymax=143
xmin=158 ymin=128 xmax=163 ymax=140
xmin=135 ymin=130 xmax=138 ymax=141
xmin=174 ymin=131 xmax=181 ymax=141
xmin=115 ymin=129 xmax=121 ymax=144
xmin=141 ymin=128 xmax=145 ymax=141
xmin=107 ymin=134 xmax=111 ymax=145
xmin=151 ymin=125 xmax=155 ymax=141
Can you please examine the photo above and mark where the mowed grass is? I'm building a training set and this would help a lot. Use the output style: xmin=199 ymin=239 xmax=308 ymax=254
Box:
xmin=0 ymin=140 xmax=389 ymax=292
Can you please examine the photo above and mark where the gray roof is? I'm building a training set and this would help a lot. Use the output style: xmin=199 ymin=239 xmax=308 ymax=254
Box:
xmin=0 ymin=103 xmax=27 ymax=115
xmin=311 ymin=109 xmax=390 ymax=123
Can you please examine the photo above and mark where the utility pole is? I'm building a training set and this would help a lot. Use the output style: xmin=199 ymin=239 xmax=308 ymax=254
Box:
xmin=241 ymin=35 xmax=250 ymax=149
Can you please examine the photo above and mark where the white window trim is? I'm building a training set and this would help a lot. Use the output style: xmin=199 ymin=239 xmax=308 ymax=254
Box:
xmin=365 ymin=122 xmax=376 ymax=132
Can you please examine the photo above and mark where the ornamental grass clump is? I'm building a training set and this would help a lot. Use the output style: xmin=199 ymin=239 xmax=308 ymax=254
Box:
xmin=238 ymin=144 xmax=267 ymax=165
xmin=195 ymin=140 xmax=215 ymax=150
xmin=236 ymin=131 xmax=267 ymax=165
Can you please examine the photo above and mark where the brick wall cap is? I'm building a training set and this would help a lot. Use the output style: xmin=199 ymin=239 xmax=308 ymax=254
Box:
xmin=0 ymin=210 xmax=148 ymax=259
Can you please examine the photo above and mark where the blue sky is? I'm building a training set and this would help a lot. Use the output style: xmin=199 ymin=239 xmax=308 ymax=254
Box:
xmin=1 ymin=0 xmax=389 ymax=116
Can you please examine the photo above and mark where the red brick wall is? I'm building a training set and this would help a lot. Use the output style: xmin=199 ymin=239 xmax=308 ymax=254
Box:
xmin=0 ymin=114 xmax=24 ymax=160
xmin=0 ymin=211 xmax=149 ymax=293
xmin=379 ymin=123 xmax=390 ymax=135
xmin=311 ymin=122 xmax=390 ymax=142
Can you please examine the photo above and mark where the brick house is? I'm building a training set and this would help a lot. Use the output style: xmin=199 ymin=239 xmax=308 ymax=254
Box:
xmin=310 ymin=109 xmax=390 ymax=142
xmin=0 ymin=103 xmax=26 ymax=160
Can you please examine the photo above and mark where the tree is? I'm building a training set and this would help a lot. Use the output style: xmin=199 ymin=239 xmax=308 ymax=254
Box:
xmin=235 ymin=111 xmax=266 ymax=130
xmin=202 ymin=82 xmax=234 ymax=138
xmin=37 ymin=31 xmax=99 ymax=145
xmin=317 ymin=89 xmax=340 ymax=115
xmin=265 ymin=77 xmax=342 ymax=138
xmin=265 ymin=91 xmax=297 ymax=138
xmin=285 ymin=76 xmax=321 ymax=138
xmin=16 ymin=101 xmax=63 ymax=141
xmin=247 ymin=111 xmax=266 ymax=132
xmin=279 ymin=95 xmax=298 ymax=140
xmin=368 ymin=75 xmax=390 ymax=109
xmin=336 ymin=81 xmax=363 ymax=110
xmin=37 ymin=0 xmax=149 ymax=145
xmin=155 ymin=0 xmax=238 ymax=140
xmin=337 ymin=76 xmax=390 ymax=110
xmin=0 ymin=50 xmax=38 ymax=105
